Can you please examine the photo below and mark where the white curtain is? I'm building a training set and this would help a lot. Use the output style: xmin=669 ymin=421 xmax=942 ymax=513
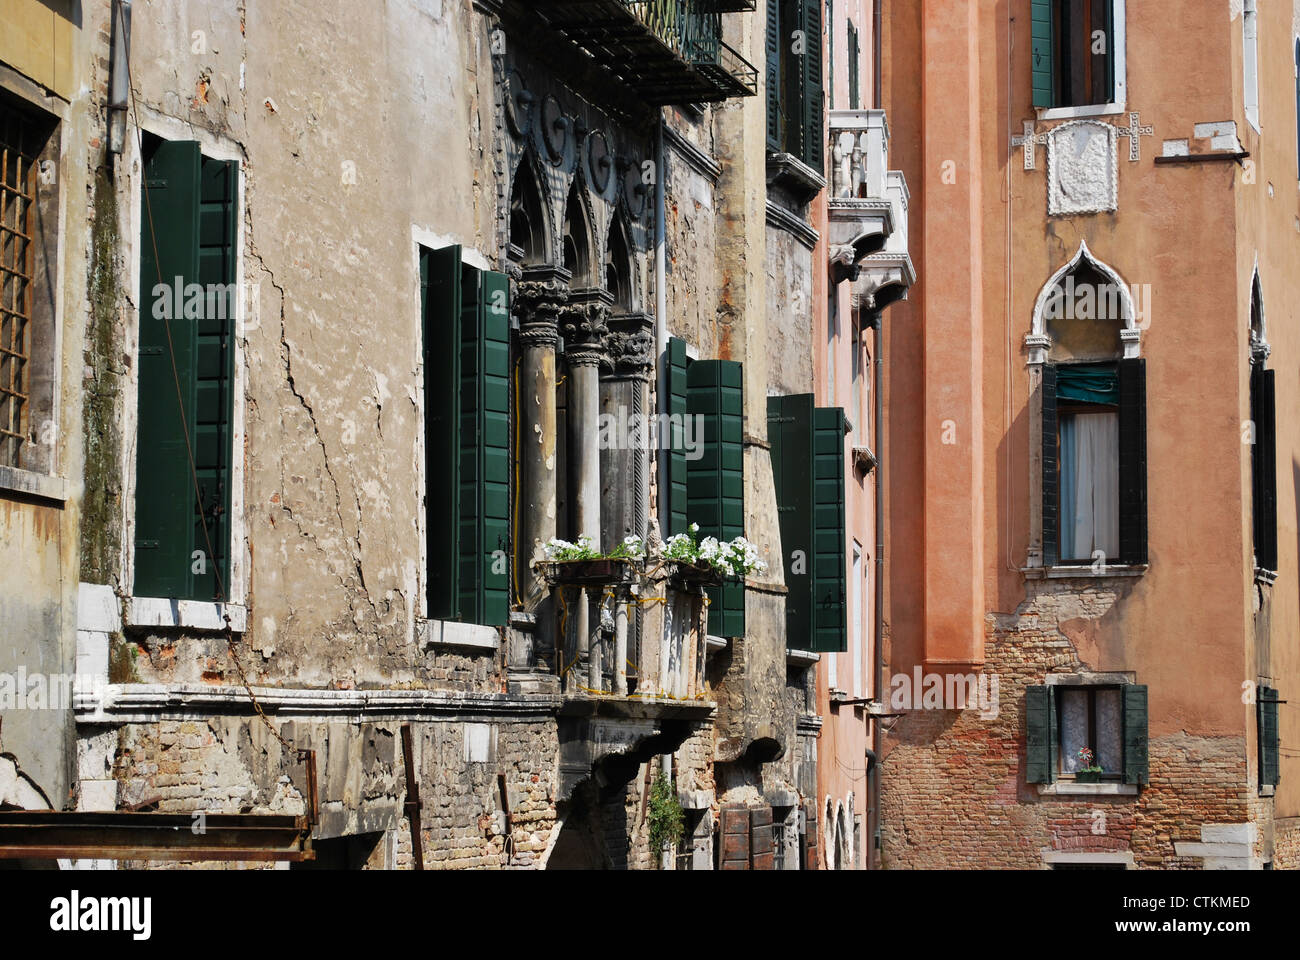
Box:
xmin=1061 ymin=411 xmax=1119 ymax=562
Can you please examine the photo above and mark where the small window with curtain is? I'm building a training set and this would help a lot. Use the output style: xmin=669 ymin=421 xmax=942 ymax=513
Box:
xmin=1055 ymin=362 xmax=1119 ymax=564
xmin=1032 ymin=0 xmax=1118 ymax=110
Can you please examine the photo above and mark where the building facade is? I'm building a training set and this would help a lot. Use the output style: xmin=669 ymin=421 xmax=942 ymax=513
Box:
xmin=0 ymin=0 xmax=890 ymax=869
xmin=879 ymin=0 xmax=1298 ymax=869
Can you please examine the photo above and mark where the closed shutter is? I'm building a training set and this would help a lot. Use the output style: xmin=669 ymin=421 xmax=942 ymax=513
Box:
xmin=750 ymin=806 xmax=775 ymax=870
xmin=766 ymin=0 xmax=782 ymax=152
xmin=688 ymin=359 xmax=745 ymax=638
xmin=801 ymin=0 xmax=824 ymax=171
xmin=193 ymin=155 xmax=237 ymax=601
xmin=1025 ymin=685 xmax=1056 ymax=783
xmin=812 ymin=405 xmax=847 ymax=652
xmin=135 ymin=139 xmax=201 ymax=600
xmin=848 ymin=20 xmax=860 ymax=110
xmin=1259 ymin=685 xmax=1280 ymax=788
xmin=423 ymin=246 xmax=462 ymax=620
xmin=667 ymin=337 xmax=691 ymax=536
xmin=1041 ymin=363 xmax=1059 ymax=566
xmin=768 ymin=394 xmax=814 ymax=651
xmin=1257 ymin=368 xmax=1278 ymax=572
xmin=1122 ymin=684 xmax=1149 ymax=785
xmin=1117 ymin=358 xmax=1148 ymax=564
xmin=459 ymin=264 xmax=511 ymax=626
xmin=1031 ymin=0 xmax=1054 ymax=107
xmin=719 ymin=804 xmax=751 ymax=870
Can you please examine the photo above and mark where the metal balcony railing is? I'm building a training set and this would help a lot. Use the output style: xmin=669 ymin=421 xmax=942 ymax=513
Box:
xmin=529 ymin=0 xmax=758 ymax=104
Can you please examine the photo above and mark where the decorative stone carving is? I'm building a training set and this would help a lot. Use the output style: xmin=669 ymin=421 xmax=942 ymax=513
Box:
xmin=515 ymin=266 xmax=571 ymax=348
xmin=604 ymin=312 xmax=655 ymax=379
xmin=1047 ymin=120 xmax=1118 ymax=216
xmin=560 ymin=289 xmax=612 ymax=367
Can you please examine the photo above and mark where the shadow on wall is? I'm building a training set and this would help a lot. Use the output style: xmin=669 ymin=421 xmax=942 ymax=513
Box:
xmin=35 ymin=0 xmax=82 ymax=27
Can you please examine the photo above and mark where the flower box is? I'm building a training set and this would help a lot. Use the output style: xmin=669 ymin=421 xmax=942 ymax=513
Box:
xmin=541 ymin=558 xmax=640 ymax=586
xmin=666 ymin=561 xmax=725 ymax=587
xmin=1074 ymin=770 xmax=1102 ymax=783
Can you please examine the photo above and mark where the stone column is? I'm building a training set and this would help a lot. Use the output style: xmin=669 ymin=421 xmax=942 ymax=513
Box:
xmin=561 ymin=289 xmax=610 ymax=692
xmin=511 ymin=266 xmax=570 ymax=687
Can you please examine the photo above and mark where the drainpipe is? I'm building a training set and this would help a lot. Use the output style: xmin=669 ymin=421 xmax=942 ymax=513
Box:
xmin=871 ymin=307 xmax=884 ymax=870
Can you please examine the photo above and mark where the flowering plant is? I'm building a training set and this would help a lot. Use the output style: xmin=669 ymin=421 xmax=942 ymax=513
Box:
xmin=1075 ymin=746 xmax=1103 ymax=773
xmin=662 ymin=523 xmax=767 ymax=579
xmin=543 ymin=534 xmax=645 ymax=562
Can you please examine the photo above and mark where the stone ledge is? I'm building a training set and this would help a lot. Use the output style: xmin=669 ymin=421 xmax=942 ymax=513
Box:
xmin=1037 ymin=782 xmax=1139 ymax=797
xmin=126 ymin=597 xmax=247 ymax=633
xmin=78 ymin=583 xmax=122 ymax=633
xmin=0 ymin=464 xmax=69 ymax=503
xmin=419 ymin=618 xmax=500 ymax=651
xmin=1022 ymin=564 xmax=1148 ymax=581
xmin=1041 ymin=850 xmax=1134 ymax=867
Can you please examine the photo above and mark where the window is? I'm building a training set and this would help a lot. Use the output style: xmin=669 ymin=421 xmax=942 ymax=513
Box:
xmin=1257 ymin=685 xmax=1281 ymax=792
xmin=1244 ymin=0 xmax=1260 ymax=132
xmin=1032 ymin=0 xmax=1122 ymax=112
xmin=666 ymin=337 xmax=745 ymax=637
xmin=0 ymin=97 xmax=58 ymax=477
xmin=420 ymin=245 xmax=510 ymax=626
xmin=768 ymin=393 xmax=847 ymax=652
xmin=847 ymin=19 xmax=861 ymax=110
xmin=826 ymin=0 xmax=834 ymax=110
xmin=134 ymin=137 xmax=237 ymax=601
xmin=772 ymin=818 xmax=787 ymax=869
xmin=1026 ymin=683 xmax=1148 ymax=785
xmin=851 ymin=543 xmax=863 ymax=697
xmin=1249 ymin=280 xmax=1276 ymax=574
xmin=1042 ymin=360 xmax=1146 ymax=566
xmin=766 ymin=0 xmax=825 ymax=169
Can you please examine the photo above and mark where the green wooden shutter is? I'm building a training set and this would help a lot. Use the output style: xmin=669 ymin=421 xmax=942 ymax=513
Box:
xmin=458 ymin=263 xmax=511 ymax=626
xmin=826 ymin=0 xmax=834 ymax=111
xmin=801 ymin=0 xmax=824 ymax=171
xmin=423 ymin=246 xmax=462 ymax=621
xmin=1041 ymin=363 xmax=1059 ymax=566
xmin=768 ymin=394 xmax=814 ymax=651
xmin=848 ymin=20 xmax=860 ymax=110
xmin=192 ymin=155 xmax=237 ymax=601
xmin=1258 ymin=686 xmax=1281 ymax=788
xmin=812 ymin=406 xmax=847 ymax=652
xmin=667 ymin=337 xmax=691 ymax=536
xmin=1122 ymin=684 xmax=1149 ymax=785
xmin=1117 ymin=358 xmax=1147 ymax=565
xmin=1031 ymin=0 xmax=1054 ymax=108
xmin=135 ymin=139 xmax=201 ymax=600
xmin=1025 ymin=685 xmax=1055 ymax=783
xmin=688 ymin=359 xmax=745 ymax=638
xmin=766 ymin=0 xmax=782 ymax=152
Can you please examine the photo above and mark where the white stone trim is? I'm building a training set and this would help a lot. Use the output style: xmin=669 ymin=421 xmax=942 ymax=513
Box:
xmin=1027 ymin=240 xmax=1139 ymax=365
xmin=124 ymin=597 xmax=247 ymax=633
xmin=1041 ymin=850 xmax=1134 ymax=867
xmin=77 ymin=583 xmax=122 ymax=633
xmin=1047 ymin=121 xmax=1119 ymax=215
xmin=1037 ymin=0 xmax=1127 ymax=121
xmin=1038 ymin=782 xmax=1139 ymax=797
xmin=419 ymin=618 xmax=500 ymax=651
xmin=1173 ymin=823 xmax=1260 ymax=869
xmin=0 ymin=464 xmax=69 ymax=502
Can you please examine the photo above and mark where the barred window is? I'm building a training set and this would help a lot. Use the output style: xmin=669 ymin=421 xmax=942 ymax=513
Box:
xmin=0 ymin=104 xmax=40 ymax=467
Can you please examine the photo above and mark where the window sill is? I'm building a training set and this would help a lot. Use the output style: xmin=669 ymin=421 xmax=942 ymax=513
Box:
xmin=765 ymin=151 xmax=827 ymax=201
xmin=0 ymin=464 xmax=68 ymax=503
xmin=125 ymin=597 xmax=247 ymax=634
xmin=1254 ymin=566 xmax=1277 ymax=586
xmin=1022 ymin=563 xmax=1147 ymax=581
xmin=1037 ymin=102 xmax=1126 ymax=121
xmin=1037 ymin=782 xmax=1138 ymax=797
xmin=786 ymin=647 xmax=819 ymax=667
xmin=418 ymin=618 xmax=499 ymax=651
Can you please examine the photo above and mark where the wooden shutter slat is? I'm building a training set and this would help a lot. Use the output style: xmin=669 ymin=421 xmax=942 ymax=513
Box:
xmin=667 ymin=337 xmax=691 ymax=537
xmin=1259 ymin=368 xmax=1278 ymax=572
xmin=423 ymin=246 xmax=462 ymax=621
xmin=1025 ymin=685 xmax=1053 ymax=783
xmin=766 ymin=0 xmax=782 ymax=152
xmin=769 ymin=394 xmax=814 ymax=651
xmin=135 ymin=139 xmax=201 ymax=600
xmin=1031 ymin=0 xmax=1054 ymax=107
xmin=1122 ymin=684 xmax=1149 ymax=785
xmin=1041 ymin=364 xmax=1059 ymax=566
xmin=1259 ymin=685 xmax=1281 ymax=788
xmin=801 ymin=0 xmax=824 ymax=171
xmin=1117 ymin=358 xmax=1148 ymax=564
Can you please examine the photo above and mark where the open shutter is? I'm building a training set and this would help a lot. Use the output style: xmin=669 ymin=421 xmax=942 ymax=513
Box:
xmin=1122 ymin=684 xmax=1149 ymax=785
xmin=848 ymin=20 xmax=860 ymax=110
xmin=1117 ymin=358 xmax=1148 ymax=564
xmin=1025 ymin=685 xmax=1055 ymax=783
xmin=458 ymin=264 xmax=511 ymax=626
xmin=135 ymin=139 xmax=201 ymax=600
xmin=1258 ymin=368 xmax=1278 ymax=572
xmin=1031 ymin=0 xmax=1054 ymax=107
xmin=812 ymin=406 xmax=847 ymax=652
xmin=1040 ymin=364 xmax=1059 ymax=566
xmin=688 ymin=359 xmax=745 ymax=638
xmin=1100 ymin=0 xmax=1116 ymax=103
xmin=766 ymin=0 xmax=782 ymax=152
xmin=423 ymin=246 xmax=462 ymax=621
xmin=768 ymin=394 xmax=814 ymax=651
xmin=192 ymin=155 xmax=237 ymax=601
xmin=667 ymin=337 xmax=691 ymax=537
xmin=1259 ymin=685 xmax=1280 ymax=788
xmin=801 ymin=0 xmax=824 ymax=171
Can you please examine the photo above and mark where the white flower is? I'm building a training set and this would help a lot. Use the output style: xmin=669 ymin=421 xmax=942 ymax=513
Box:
xmin=689 ymin=522 xmax=700 ymax=535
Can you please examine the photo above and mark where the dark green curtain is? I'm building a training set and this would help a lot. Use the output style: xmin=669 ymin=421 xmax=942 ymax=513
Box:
xmin=1057 ymin=363 xmax=1118 ymax=405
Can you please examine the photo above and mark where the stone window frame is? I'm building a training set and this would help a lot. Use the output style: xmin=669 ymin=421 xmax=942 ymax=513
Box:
xmin=1041 ymin=850 xmax=1134 ymax=869
xmin=0 ymin=76 xmax=68 ymax=503
xmin=1023 ymin=240 xmax=1144 ymax=578
xmin=120 ymin=109 xmax=250 ymax=627
xmin=1037 ymin=671 xmax=1140 ymax=797
xmin=1037 ymin=0 xmax=1128 ymax=122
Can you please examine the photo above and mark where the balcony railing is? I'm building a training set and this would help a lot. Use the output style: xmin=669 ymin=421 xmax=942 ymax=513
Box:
xmin=529 ymin=0 xmax=758 ymax=104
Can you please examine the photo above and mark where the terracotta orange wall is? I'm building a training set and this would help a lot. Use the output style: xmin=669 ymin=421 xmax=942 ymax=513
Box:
xmin=884 ymin=0 xmax=1254 ymax=739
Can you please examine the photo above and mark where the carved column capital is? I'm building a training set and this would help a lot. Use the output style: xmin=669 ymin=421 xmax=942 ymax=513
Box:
xmin=561 ymin=288 xmax=613 ymax=368
xmin=604 ymin=312 xmax=656 ymax=380
xmin=515 ymin=265 xmax=572 ymax=349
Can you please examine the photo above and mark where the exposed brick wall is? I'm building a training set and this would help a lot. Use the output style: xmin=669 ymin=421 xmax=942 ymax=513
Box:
xmin=881 ymin=579 xmax=1260 ymax=869
xmin=1274 ymin=817 xmax=1300 ymax=868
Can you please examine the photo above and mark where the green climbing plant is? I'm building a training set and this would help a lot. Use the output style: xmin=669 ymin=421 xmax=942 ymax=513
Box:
xmin=647 ymin=771 xmax=685 ymax=866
